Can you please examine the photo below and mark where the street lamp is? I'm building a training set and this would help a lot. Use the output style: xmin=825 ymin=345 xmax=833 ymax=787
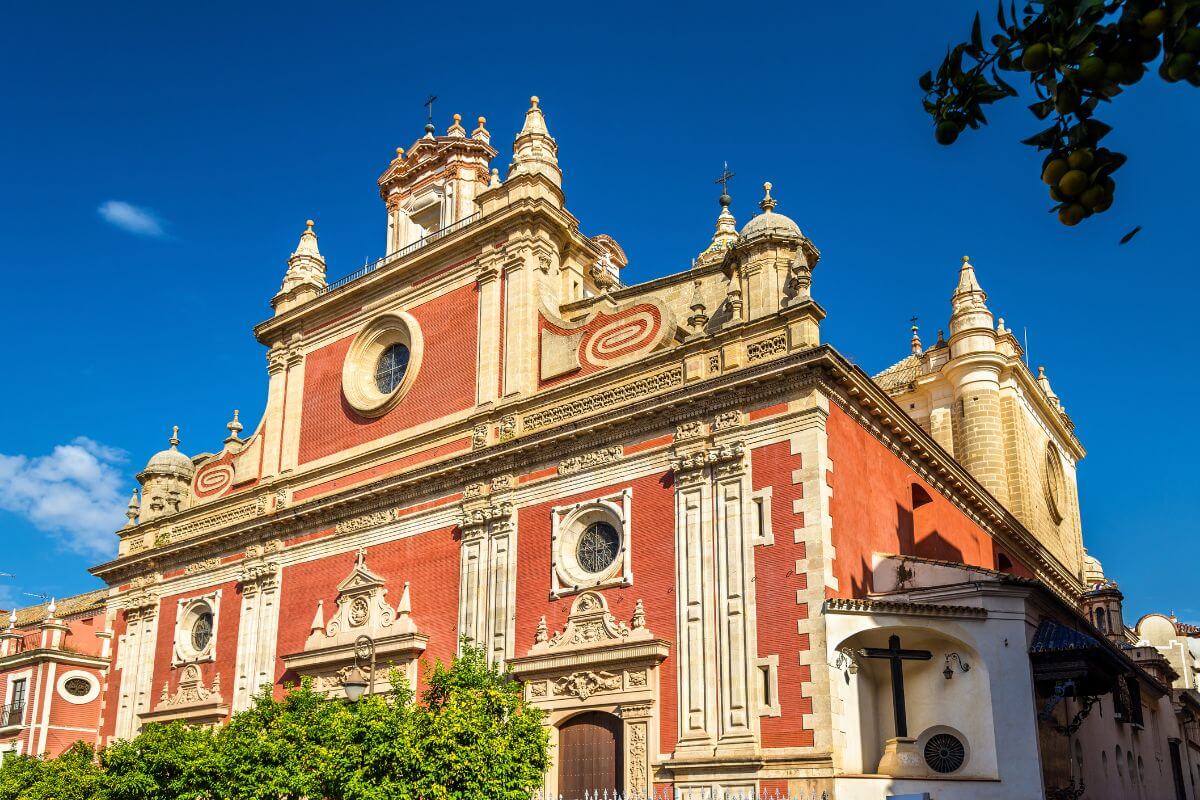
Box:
xmin=344 ymin=634 xmax=376 ymax=702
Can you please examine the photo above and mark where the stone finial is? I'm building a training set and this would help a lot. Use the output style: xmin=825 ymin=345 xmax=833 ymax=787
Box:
xmin=1037 ymin=365 xmax=1060 ymax=406
xmin=309 ymin=599 xmax=325 ymax=634
xmin=759 ymin=181 xmax=777 ymax=213
xmin=46 ymin=598 xmax=57 ymax=620
xmin=631 ymin=599 xmax=646 ymax=630
xmin=394 ymin=146 xmax=405 ymax=162
xmin=7 ymin=609 xmax=15 ymax=630
xmin=169 ymin=425 xmax=181 ymax=451
xmin=488 ymin=168 xmax=501 ymax=188
xmin=472 ymin=116 xmax=490 ymax=144
xmin=224 ymin=409 xmax=243 ymax=444
xmin=997 ymin=317 xmax=1008 ymax=335
xmin=293 ymin=220 xmax=322 ymax=260
xmin=910 ymin=320 xmax=922 ymax=355
xmin=535 ymin=615 xmax=548 ymax=644
xmin=397 ymin=582 xmax=412 ymax=616
xmin=508 ymin=95 xmax=561 ymax=186
xmin=124 ymin=489 xmax=140 ymax=528
xmin=274 ymin=218 xmax=328 ymax=313
xmin=447 ymin=113 xmax=466 ymax=137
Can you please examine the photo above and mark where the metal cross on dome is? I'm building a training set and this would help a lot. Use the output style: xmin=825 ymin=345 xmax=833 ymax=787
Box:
xmin=424 ymin=94 xmax=437 ymax=124
xmin=715 ymin=162 xmax=735 ymax=195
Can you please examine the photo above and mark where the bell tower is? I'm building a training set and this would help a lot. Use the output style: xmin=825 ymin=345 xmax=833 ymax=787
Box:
xmin=378 ymin=110 xmax=497 ymax=254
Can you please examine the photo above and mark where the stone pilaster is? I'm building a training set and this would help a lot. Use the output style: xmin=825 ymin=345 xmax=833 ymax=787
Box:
xmin=670 ymin=423 xmax=719 ymax=754
xmin=232 ymin=543 xmax=282 ymax=711
xmin=457 ymin=482 xmax=518 ymax=665
xmin=113 ymin=584 xmax=160 ymax=740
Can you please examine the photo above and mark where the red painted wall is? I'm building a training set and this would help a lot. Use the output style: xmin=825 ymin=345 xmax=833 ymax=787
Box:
xmin=751 ymin=441 xmax=815 ymax=748
xmin=152 ymin=580 xmax=242 ymax=717
xmin=297 ymin=283 xmax=479 ymax=464
xmin=514 ymin=470 xmax=679 ymax=752
xmin=826 ymin=404 xmax=1027 ymax=597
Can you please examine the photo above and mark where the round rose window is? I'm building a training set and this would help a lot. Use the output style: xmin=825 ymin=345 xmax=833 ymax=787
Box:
xmin=576 ymin=522 xmax=620 ymax=574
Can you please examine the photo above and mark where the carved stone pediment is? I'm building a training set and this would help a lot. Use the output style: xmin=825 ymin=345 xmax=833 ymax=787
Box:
xmin=281 ymin=548 xmax=426 ymax=696
xmin=140 ymin=664 xmax=228 ymax=726
xmin=531 ymin=591 xmax=652 ymax=655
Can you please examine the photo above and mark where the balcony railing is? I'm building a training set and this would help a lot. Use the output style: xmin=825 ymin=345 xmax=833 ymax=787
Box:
xmin=1 ymin=703 xmax=24 ymax=728
xmin=321 ymin=212 xmax=484 ymax=296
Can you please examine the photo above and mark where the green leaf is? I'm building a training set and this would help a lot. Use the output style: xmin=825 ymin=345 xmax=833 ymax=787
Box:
xmin=919 ymin=71 xmax=934 ymax=92
xmin=971 ymin=12 xmax=984 ymax=51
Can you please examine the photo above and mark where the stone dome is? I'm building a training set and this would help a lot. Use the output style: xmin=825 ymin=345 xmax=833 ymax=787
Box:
xmin=138 ymin=427 xmax=195 ymax=480
xmin=738 ymin=182 xmax=802 ymax=240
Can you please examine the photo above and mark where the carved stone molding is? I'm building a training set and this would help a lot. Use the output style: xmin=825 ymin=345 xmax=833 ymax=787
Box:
xmin=553 ymin=670 xmax=621 ymax=700
xmin=558 ymin=446 xmax=623 ymax=475
xmin=459 ymin=499 xmax=514 ymax=540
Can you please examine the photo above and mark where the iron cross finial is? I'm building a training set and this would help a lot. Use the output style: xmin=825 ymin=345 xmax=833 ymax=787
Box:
xmin=424 ymin=95 xmax=438 ymax=124
xmin=910 ymin=314 xmax=919 ymax=329
xmin=714 ymin=161 xmax=735 ymax=195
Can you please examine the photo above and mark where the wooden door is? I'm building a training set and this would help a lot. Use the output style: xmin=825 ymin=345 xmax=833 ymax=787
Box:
xmin=558 ymin=711 xmax=623 ymax=800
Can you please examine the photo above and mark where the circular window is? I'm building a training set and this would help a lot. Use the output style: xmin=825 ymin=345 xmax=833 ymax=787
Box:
xmin=342 ymin=312 xmax=424 ymax=418
xmin=191 ymin=610 xmax=214 ymax=652
xmin=1044 ymin=442 xmax=1066 ymax=524
xmin=56 ymin=670 xmax=100 ymax=704
xmin=374 ymin=343 xmax=410 ymax=394
xmin=576 ymin=522 xmax=620 ymax=573
xmin=924 ymin=733 xmax=966 ymax=774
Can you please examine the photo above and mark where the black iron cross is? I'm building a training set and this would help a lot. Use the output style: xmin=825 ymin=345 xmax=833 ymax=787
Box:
xmin=714 ymin=161 xmax=735 ymax=195
xmin=860 ymin=634 xmax=932 ymax=737
xmin=424 ymin=94 xmax=438 ymax=124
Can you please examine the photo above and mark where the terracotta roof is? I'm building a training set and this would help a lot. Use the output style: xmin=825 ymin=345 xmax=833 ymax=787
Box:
xmin=2 ymin=589 xmax=107 ymax=629
xmin=872 ymin=354 xmax=925 ymax=393
xmin=824 ymin=597 xmax=987 ymax=618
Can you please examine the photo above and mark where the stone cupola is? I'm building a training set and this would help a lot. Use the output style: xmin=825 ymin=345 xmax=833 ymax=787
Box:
xmin=136 ymin=426 xmax=194 ymax=523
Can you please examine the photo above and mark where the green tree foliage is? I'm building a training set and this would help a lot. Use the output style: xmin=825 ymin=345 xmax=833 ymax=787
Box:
xmin=0 ymin=645 xmax=549 ymax=800
xmin=922 ymin=0 xmax=1200 ymax=224
xmin=0 ymin=742 xmax=103 ymax=800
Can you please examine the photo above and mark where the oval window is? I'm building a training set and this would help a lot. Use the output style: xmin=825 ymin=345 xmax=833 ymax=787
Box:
xmin=64 ymin=677 xmax=92 ymax=697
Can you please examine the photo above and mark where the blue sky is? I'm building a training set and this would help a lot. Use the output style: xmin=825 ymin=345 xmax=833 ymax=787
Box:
xmin=1 ymin=2 xmax=1196 ymax=620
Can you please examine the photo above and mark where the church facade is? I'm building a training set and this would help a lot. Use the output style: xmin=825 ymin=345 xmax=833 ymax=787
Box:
xmin=2 ymin=98 xmax=1198 ymax=799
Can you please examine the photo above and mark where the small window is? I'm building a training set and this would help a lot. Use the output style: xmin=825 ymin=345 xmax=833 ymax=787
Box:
xmin=750 ymin=488 xmax=773 ymax=546
xmin=374 ymin=343 xmax=411 ymax=394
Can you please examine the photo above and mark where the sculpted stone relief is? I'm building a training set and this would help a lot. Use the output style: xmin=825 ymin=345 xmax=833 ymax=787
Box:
xmin=158 ymin=664 xmax=222 ymax=709
xmin=531 ymin=591 xmax=651 ymax=654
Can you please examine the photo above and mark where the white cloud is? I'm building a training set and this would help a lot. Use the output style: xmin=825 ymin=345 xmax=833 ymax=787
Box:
xmin=0 ymin=437 xmax=128 ymax=557
xmin=97 ymin=200 xmax=167 ymax=238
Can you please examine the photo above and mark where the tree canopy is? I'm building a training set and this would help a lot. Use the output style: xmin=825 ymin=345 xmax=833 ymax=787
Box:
xmin=922 ymin=0 xmax=1200 ymax=225
xmin=0 ymin=646 xmax=549 ymax=800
